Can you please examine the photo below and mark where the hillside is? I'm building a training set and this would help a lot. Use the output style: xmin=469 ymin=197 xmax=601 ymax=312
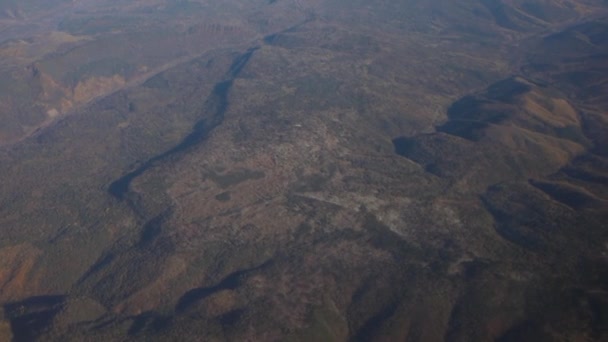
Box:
xmin=0 ymin=1 xmax=607 ymax=341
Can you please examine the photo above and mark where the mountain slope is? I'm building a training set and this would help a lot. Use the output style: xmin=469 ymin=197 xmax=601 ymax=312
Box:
xmin=0 ymin=1 xmax=607 ymax=341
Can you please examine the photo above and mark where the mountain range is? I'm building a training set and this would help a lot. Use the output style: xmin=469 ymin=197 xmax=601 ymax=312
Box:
xmin=0 ymin=0 xmax=607 ymax=341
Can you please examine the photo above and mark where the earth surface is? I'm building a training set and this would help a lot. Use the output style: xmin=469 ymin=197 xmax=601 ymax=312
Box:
xmin=0 ymin=0 xmax=608 ymax=341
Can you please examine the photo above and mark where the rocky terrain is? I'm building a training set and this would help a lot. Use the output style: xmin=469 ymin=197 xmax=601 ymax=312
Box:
xmin=0 ymin=0 xmax=607 ymax=341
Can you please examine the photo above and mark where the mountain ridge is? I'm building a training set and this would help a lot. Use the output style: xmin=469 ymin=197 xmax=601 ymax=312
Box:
xmin=0 ymin=1 xmax=607 ymax=340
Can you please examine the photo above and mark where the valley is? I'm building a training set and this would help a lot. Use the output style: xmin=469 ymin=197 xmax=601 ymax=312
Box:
xmin=0 ymin=1 xmax=607 ymax=341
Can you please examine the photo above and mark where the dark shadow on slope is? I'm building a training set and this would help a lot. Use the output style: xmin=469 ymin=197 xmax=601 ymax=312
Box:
xmin=108 ymin=46 xmax=259 ymax=200
xmin=496 ymin=320 xmax=553 ymax=342
xmin=436 ymin=95 xmax=503 ymax=141
xmin=436 ymin=78 xmax=532 ymax=141
xmin=529 ymin=179 xmax=602 ymax=209
xmin=480 ymin=187 xmax=544 ymax=250
xmin=108 ymin=79 xmax=233 ymax=200
xmin=478 ymin=0 xmax=519 ymax=30
xmin=351 ymin=301 xmax=399 ymax=342
xmin=227 ymin=46 xmax=258 ymax=78
xmin=77 ymin=253 xmax=115 ymax=284
xmin=128 ymin=311 xmax=172 ymax=336
xmin=138 ymin=209 xmax=172 ymax=247
xmin=392 ymin=136 xmax=417 ymax=158
xmin=4 ymin=295 xmax=66 ymax=342
xmin=219 ymin=309 xmax=244 ymax=326
xmin=175 ymin=261 xmax=272 ymax=313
